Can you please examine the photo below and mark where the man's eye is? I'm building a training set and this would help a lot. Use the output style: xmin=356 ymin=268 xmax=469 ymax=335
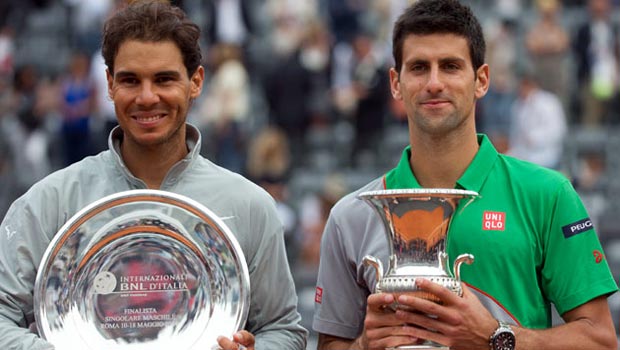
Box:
xmin=120 ymin=78 xmax=138 ymax=85
xmin=411 ymin=65 xmax=426 ymax=72
xmin=157 ymin=76 xmax=174 ymax=83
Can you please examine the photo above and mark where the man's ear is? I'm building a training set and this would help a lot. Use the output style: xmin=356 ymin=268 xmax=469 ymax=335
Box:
xmin=190 ymin=66 xmax=205 ymax=99
xmin=106 ymin=68 xmax=114 ymax=100
xmin=474 ymin=63 xmax=490 ymax=99
xmin=389 ymin=67 xmax=402 ymax=100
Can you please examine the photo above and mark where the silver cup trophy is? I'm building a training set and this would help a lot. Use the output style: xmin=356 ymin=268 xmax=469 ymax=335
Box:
xmin=34 ymin=190 xmax=250 ymax=350
xmin=360 ymin=189 xmax=479 ymax=350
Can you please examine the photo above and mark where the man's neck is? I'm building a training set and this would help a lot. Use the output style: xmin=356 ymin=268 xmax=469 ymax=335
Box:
xmin=120 ymin=138 xmax=189 ymax=189
xmin=408 ymin=129 xmax=479 ymax=189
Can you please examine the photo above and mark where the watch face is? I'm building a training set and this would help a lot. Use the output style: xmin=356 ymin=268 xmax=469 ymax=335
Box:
xmin=493 ymin=332 xmax=516 ymax=350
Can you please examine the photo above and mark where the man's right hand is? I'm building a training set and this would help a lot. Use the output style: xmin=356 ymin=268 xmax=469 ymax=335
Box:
xmin=362 ymin=293 xmax=421 ymax=350
xmin=317 ymin=293 xmax=421 ymax=350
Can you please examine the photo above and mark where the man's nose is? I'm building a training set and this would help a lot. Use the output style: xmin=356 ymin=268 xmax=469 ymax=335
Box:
xmin=136 ymin=81 xmax=159 ymax=105
xmin=426 ymin=67 xmax=445 ymax=94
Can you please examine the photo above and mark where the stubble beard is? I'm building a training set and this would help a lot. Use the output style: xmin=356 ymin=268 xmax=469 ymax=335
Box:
xmin=123 ymin=117 xmax=186 ymax=152
xmin=412 ymin=108 xmax=466 ymax=137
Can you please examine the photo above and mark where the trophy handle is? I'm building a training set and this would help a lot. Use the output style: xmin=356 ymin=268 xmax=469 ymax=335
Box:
xmin=363 ymin=255 xmax=384 ymax=293
xmin=453 ymin=253 xmax=474 ymax=282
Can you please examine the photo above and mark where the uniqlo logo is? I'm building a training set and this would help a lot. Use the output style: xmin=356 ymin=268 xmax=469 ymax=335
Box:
xmin=483 ymin=211 xmax=505 ymax=231
xmin=315 ymin=287 xmax=323 ymax=303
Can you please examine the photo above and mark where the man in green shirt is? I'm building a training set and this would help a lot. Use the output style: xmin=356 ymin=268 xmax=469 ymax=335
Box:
xmin=313 ymin=1 xmax=618 ymax=349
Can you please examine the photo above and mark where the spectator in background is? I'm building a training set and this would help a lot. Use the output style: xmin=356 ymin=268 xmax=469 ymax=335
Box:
xmin=59 ymin=50 xmax=96 ymax=165
xmin=495 ymin=0 xmax=524 ymax=19
xmin=2 ymin=65 xmax=55 ymax=194
xmin=367 ymin=0 xmax=409 ymax=64
xmin=263 ymin=10 xmax=314 ymax=164
xmin=0 ymin=61 xmax=61 ymax=216
xmin=298 ymin=173 xmax=348 ymax=270
xmin=574 ymin=150 xmax=607 ymax=191
xmin=0 ymin=0 xmax=47 ymax=39
xmin=573 ymin=0 xmax=620 ymax=127
xmin=203 ymin=0 xmax=259 ymax=73
xmin=90 ymin=48 xmax=117 ymax=152
xmin=204 ymin=0 xmax=254 ymax=48
xmin=349 ymin=30 xmax=391 ymax=165
xmin=479 ymin=16 xmax=518 ymax=153
xmin=525 ymin=0 xmax=570 ymax=107
xmin=298 ymin=18 xmax=333 ymax=129
xmin=10 ymin=65 xmax=40 ymax=133
xmin=0 ymin=26 xmax=13 ymax=78
xmin=507 ymin=70 xmax=568 ymax=169
xmin=88 ymin=0 xmax=124 ymax=153
xmin=331 ymin=29 xmax=391 ymax=167
xmin=246 ymin=126 xmax=291 ymax=183
xmin=63 ymin=0 xmax=113 ymax=56
xmin=326 ymin=0 xmax=364 ymax=44
xmin=245 ymin=126 xmax=297 ymax=260
xmin=0 ymin=67 xmax=14 ymax=218
xmin=196 ymin=43 xmax=249 ymax=173
xmin=0 ymin=128 xmax=11 ymax=217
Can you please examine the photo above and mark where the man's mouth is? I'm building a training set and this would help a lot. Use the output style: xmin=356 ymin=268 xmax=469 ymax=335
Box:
xmin=422 ymin=99 xmax=449 ymax=106
xmin=134 ymin=113 xmax=166 ymax=122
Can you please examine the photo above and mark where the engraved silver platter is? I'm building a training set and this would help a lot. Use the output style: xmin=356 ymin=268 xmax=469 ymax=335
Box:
xmin=34 ymin=189 xmax=250 ymax=350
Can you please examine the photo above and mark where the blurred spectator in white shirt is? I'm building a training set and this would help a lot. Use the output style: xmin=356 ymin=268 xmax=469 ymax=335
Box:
xmin=507 ymin=71 xmax=567 ymax=169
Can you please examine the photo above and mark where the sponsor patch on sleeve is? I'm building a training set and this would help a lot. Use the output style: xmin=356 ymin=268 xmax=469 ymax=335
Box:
xmin=593 ymin=250 xmax=605 ymax=264
xmin=562 ymin=218 xmax=593 ymax=238
xmin=315 ymin=287 xmax=323 ymax=304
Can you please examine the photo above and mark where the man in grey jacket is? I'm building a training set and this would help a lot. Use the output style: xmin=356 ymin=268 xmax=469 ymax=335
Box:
xmin=0 ymin=1 xmax=307 ymax=349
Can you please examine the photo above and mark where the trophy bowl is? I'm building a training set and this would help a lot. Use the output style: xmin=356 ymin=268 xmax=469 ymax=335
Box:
xmin=34 ymin=189 xmax=250 ymax=350
xmin=359 ymin=188 xmax=479 ymax=350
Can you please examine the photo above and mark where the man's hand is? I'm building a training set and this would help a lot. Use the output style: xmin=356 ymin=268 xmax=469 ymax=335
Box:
xmin=393 ymin=278 xmax=498 ymax=350
xmin=362 ymin=292 xmax=421 ymax=350
xmin=217 ymin=330 xmax=255 ymax=350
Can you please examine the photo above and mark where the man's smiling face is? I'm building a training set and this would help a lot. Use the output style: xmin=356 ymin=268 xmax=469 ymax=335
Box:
xmin=107 ymin=39 xmax=203 ymax=149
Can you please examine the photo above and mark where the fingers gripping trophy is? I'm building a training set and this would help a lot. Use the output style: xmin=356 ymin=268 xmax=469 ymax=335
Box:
xmin=360 ymin=189 xmax=479 ymax=350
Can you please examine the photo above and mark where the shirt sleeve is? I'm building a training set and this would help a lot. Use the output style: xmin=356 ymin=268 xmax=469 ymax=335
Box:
xmin=541 ymin=180 xmax=618 ymax=315
xmin=312 ymin=204 xmax=370 ymax=339
xmin=0 ymin=196 xmax=55 ymax=350
xmin=245 ymin=194 xmax=308 ymax=350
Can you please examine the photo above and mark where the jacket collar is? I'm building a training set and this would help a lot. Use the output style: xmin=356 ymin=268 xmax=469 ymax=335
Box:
xmin=108 ymin=123 xmax=202 ymax=187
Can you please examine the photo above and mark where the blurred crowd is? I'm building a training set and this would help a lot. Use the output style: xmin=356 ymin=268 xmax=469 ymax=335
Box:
xmin=3 ymin=0 xmax=620 ymax=343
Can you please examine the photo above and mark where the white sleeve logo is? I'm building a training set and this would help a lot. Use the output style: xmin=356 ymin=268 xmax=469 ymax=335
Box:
xmin=4 ymin=225 xmax=16 ymax=241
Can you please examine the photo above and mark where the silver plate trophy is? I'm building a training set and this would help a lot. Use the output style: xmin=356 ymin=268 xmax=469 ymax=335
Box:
xmin=360 ymin=189 xmax=479 ymax=350
xmin=34 ymin=189 xmax=250 ymax=350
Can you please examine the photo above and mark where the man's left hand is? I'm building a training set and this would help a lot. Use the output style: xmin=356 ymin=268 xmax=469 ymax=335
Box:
xmin=217 ymin=330 xmax=255 ymax=350
xmin=394 ymin=278 xmax=499 ymax=350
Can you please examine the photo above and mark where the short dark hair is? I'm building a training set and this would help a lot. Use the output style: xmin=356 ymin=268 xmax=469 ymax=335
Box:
xmin=392 ymin=0 xmax=485 ymax=74
xmin=101 ymin=0 xmax=202 ymax=77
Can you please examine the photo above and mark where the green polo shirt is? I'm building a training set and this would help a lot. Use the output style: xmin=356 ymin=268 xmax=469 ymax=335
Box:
xmin=385 ymin=134 xmax=617 ymax=328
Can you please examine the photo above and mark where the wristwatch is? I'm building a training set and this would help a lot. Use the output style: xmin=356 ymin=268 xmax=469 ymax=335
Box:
xmin=489 ymin=320 xmax=516 ymax=350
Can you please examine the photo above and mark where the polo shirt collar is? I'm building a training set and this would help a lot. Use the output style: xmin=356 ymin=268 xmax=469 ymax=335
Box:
xmin=385 ymin=134 xmax=498 ymax=192
xmin=385 ymin=145 xmax=421 ymax=189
